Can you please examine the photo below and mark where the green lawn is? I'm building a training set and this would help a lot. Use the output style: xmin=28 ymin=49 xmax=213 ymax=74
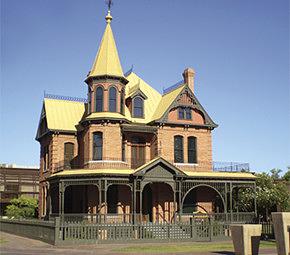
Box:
xmin=113 ymin=240 xmax=276 ymax=254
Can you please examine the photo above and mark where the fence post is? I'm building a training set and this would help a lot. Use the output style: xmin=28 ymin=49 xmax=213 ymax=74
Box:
xmin=190 ymin=217 xmax=194 ymax=239
xmin=209 ymin=217 xmax=212 ymax=242
xmin=54 ymin=217 xmax=61 ymax=245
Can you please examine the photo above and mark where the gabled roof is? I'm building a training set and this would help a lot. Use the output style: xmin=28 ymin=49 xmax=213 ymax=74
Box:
xmin=133 ymin=157 xmax=187 ymax=177
xmin=151 ymin=84 xmax=185 ymax=121
xmin=38 ymin=98 xmax=85 ymax=133
xmin=88 ymin=11 xmax=123 ymax=78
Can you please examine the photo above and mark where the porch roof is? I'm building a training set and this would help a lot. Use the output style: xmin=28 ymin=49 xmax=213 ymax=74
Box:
xmin=183 ymin=171 xmax=256 ymax=179
xmin=49 ymin=169 xmax=134 ymax=178
xmin=49 ymin=166 xmax=256 ymax=180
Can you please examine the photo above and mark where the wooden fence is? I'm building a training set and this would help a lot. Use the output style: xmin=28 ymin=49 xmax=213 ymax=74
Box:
xmin=1 ymin=217 xmax=232 ymax=245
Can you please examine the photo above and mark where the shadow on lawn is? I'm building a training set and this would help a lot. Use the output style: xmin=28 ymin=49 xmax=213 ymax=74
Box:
xmin=212 ymin=252 xmax=234 ymax=255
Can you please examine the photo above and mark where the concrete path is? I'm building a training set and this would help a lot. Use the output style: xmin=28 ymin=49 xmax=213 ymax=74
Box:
xmin=0 ymin=232 xmax=277 ymax=255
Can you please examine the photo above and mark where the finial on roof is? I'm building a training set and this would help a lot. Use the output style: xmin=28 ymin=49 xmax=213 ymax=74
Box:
xmin=105 ymin=0 xmax=113 ymax=23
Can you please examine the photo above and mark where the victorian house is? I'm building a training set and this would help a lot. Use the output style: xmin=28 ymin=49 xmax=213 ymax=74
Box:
xmin=36 ymin=10 xmax=256 ymax=223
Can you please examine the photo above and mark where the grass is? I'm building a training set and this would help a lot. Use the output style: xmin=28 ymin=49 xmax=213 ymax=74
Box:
xmin=0 ymin=237 xmax=7 ymax=244
xmin=113 ymin=240 xmax=276 ymax=254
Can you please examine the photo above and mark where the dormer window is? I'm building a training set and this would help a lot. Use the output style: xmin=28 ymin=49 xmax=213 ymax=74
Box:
xmin=133 ymin=96 xmax=144 ymax=118
xmin=178 ymin=107 xmax=192 ymax=120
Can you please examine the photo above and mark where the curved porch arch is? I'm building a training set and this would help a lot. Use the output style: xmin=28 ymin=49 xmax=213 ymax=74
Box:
xmin=181 ymin=184 xmax=226 ymax=213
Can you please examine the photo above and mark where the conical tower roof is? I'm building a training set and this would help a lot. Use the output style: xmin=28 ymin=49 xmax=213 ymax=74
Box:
xmin=88 ymin=11 xmax=123 ymax=78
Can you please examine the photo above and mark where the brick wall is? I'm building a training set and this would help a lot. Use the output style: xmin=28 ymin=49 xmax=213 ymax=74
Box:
xmin=168 ymin=108 xmax=205 ymax=125
xmin=157 ymin=126 xmax=212 ymax=172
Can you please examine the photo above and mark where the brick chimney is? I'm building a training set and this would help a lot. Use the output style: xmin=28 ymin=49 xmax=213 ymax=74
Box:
xmin=182 ymin=68 xmax=195 ymax=92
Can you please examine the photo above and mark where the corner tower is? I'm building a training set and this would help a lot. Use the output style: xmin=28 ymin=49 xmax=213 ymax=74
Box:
xmin=85 ymin=10 xmax=128 ymax=116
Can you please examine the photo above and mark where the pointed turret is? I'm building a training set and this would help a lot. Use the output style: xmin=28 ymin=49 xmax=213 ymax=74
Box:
xmin=88 ymin=10 xmax=123 ymax=78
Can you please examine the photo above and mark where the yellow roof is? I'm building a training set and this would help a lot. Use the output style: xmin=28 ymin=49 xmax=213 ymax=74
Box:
xmin=124 ymin=72 xmax=162 ymax=123
xmin=183 ymin=171 xmax=256 ymax=179
xmin=50 ymin=168 xmax=134 ymax=177
xmin=85 ymin=112 xmax=129 ymax=121
xmin=88 ymin=11 xmax=123 ymax=78
xmin=152 ymin=84 xmax=185 ymax=121
xmin=44 ymin=99 xmax=85 ymax=131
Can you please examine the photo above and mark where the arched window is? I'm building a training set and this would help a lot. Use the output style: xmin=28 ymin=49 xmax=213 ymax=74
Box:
xmin=64 ymin=142 xmax=74 ymax=169
xmin=95 ymin=87 xmax=103 ymax=112
xmin=133 ymin=96 xmax=144 ymax=118
xmin=174 ymin=135 xmax=184 ymax=163
xmin=109 ymin=86 xmax=117 ymax=112
xmin=120 ymin=90 xmax=125 ymax=114
xmin=188 ymin=136 xmax=197 ymax=163
xmin=93 ymin=132 xmax=103 ymax=160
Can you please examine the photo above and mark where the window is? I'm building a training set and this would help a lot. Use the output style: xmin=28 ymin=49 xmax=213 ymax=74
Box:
xmin=93 ymin=132 xmax=103 ymax=160
xmin=109 ymin=86 xmax=117 ymax=112
xmin=133 ymin=96 xmax=144 ymax=118
xmin=64 ymin=142 xmax=74 ymax=169
xmin=95 ymin=87 xmax=103 ymax=112
xmin=185 ymin=108 xmax=192 ymax=120
xmin=120 ymin=90 xmax=125 ymax=114
xmin=178 ymin=108 xmax=184 ymax=119
xmin=178 ymin=107 xmax=192 ymax=120
xmin=174 ymin=136 xmax=184 ymax=163
xmin=43 ymin=146 xmax=49 ymax=171
xmin=188 ymin=136 xmax=197 ymax=163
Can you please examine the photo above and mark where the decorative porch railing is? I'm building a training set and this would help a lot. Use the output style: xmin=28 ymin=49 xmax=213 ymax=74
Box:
xmin=52 ymin=157 xmax=250 ymax=173
xmin=49 ymin=212 xmax=255 ymax=225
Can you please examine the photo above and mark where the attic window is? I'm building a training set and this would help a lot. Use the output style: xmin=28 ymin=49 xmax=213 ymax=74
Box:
xmin=178 ymin=107 xmax=192 ymax=120
xmin=133 ymin=96 xmax=144 ymax=118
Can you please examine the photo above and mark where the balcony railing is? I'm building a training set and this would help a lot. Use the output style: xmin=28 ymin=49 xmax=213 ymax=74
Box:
xmin=52 ymin=158 xmax=250 ymax=173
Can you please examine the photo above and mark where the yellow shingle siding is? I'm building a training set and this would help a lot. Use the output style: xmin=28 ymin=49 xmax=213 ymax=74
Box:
xmin=152 ymin=84 xmax=185 ymax=121
xmin=89 ymin=23 xmax=123 ymax=77
xmin=44 ymin=99 xmax=85 ymax=132
xmin=124 ymin=72 xmax=162 ymax=124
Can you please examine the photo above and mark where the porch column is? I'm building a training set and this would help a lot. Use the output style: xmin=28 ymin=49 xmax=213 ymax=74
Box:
xmin=100 ymin=179 xmax=107 ymax=223
xmin=230 ymin=182 xmax=233 ymax=222
xmin=224 ymin=182 xmax=228 ymax=222
xmin=133 ymin=180 xmax=136 ymax=224
xmin=46 ymin=183 xmax=51 ymax=219
xmin=178 ymin=180 xmax=182 ymax=222
xmin=58 ymin=181 xmax=65 ymax=220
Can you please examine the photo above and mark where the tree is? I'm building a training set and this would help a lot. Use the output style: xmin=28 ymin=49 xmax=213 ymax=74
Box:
xmin=270 ymin=168 xmax=282 ymax=179
xmin=237 ymin=172 xmax=290 ymax=221
xmin=5 ymin=196 xmax=38 ymax=219
xmin=283 ymin=169 xmax=290 ymax=182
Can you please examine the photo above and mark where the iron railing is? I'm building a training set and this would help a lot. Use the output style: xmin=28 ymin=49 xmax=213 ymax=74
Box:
xmin=44 ymin=92 xmax=87 ymax=103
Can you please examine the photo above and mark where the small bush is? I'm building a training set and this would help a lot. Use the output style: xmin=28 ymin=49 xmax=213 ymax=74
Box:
xmin=5 ymin=196 xmax=38 ymax=219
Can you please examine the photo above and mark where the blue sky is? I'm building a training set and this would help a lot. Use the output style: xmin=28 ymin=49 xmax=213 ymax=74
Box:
xmin=1 ymin=0 xmax=289 ymax=173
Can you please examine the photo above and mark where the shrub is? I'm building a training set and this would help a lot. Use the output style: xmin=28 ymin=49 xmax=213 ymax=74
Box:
xmin=5 ymin=196 xmax=38 ymax=219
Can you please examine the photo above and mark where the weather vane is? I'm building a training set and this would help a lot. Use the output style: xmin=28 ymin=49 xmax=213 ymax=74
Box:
xmin=106 ymin=0 xmax=113 ymax=11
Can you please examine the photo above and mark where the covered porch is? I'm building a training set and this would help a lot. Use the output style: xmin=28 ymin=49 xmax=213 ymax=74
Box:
xmin=46 ymin=158 xmax=257 ymax=224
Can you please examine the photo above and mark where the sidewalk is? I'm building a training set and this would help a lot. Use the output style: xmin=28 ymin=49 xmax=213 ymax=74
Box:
xmin=0 ymin=231 xmax=277 ymax=255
